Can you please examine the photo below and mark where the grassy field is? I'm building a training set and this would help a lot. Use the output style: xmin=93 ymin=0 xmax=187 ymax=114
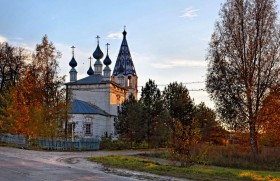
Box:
xmin=90 ymin=155 xmax=280 ymax=181
xmin=139 ymin=145 xmax=280 ymax=171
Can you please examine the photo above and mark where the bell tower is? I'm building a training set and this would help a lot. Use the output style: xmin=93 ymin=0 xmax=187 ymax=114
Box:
xmin=112 ymin=28 xmax=138 ymax=99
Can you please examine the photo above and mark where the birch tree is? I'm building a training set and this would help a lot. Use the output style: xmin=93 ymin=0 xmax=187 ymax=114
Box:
xmin=206 ymin=0 xmax=280 ymax=155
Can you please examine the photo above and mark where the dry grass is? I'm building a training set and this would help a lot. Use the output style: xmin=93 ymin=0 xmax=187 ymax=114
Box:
xmin=90 ymin=155 xmax=280 ymax=181
xmin=200 ymin=145 xmax=280 ymax=171
xmin=141 ymin=144 xmax=280 ymax=171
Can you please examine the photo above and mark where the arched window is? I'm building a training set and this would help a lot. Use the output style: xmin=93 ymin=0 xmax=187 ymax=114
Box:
xmin=128 ymin=76 xmax=132 ymax=88
xmin=119 ymin=76 xmax=124 ymax=86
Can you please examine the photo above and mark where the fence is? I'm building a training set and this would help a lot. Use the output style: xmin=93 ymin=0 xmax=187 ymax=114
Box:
xmin=0 ymin=134 xmax=29 ymax=147
xmin=0 ymin=134 xmax=100 ymax=151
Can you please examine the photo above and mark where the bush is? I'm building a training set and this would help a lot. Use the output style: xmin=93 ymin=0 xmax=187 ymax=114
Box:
xmin=100 ymin=135 xmax=148 ymax=150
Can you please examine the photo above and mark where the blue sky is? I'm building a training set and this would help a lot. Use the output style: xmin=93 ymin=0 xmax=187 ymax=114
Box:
xmin=1 ymin=0 xmax=279 ymax=108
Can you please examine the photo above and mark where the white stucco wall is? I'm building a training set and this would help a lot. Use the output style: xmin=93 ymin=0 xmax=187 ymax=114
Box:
xmin=69 ymin=84 xmax=111 ymax=114
xmin=68 ymin=114 xmax=115 ymax=139
xmin=67 ymin=82 xmax=126 ymax=139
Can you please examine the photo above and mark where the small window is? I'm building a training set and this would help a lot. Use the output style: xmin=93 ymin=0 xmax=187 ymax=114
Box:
xmin=85 ymin=124 xmax=91 ymax=135
xmin=68 ymin=123 xmax=75 ymax=135
xmin=119 ymin=77 xmax=124 ymax=86
xmin=128 ymin=76 xmax=132 ymax=88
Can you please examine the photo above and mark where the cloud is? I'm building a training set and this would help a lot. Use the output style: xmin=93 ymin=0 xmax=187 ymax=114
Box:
xmin=106 ymin=32 xmax=122 ymax=40
xmin=151 ymin=59 xmax=206 ymax=69
xmin=14 ymin=42 xmax=34 ymax=51
xmin=180 ymin=7 xmax=199 ymax=18
xmin=0 ymin=35 xmax=8 ymax=43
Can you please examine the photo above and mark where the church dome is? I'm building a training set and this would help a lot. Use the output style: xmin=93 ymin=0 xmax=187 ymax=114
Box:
xmin=87 ymin=65 xmax=94 ymax=75
xmin=103 ymin=53 xmax=112 ymax=66
xmin=93 ymin=44 xmax=104 ymax=60
xmin=69 ymin=56 xmax=77 ymax=68
xmin=103 ymin=43 xmax=112 ymax=66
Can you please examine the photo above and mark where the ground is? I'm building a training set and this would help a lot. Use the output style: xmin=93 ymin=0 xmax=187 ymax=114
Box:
xmin=0 ymin=146 xmax=190 ymax=181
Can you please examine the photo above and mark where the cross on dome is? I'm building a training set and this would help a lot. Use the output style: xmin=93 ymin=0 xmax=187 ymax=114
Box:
xmin=69 ymin=45 xmax=77 ymax=68
xmin=106 ymin=43 xmax=110 ymax=53
xmin=71 ymin=46 xmax=76 ymax=56
xmin=96 ymin=35 xmax=100 ymax=44
xmin=88 ymin=56 xmax=93 ymax=62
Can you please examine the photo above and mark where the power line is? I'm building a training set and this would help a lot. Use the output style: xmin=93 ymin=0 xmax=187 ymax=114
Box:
xmin=70 ymin=87 xmax=206 ymax=93
xmin=69 ymin=80 xmax=207 ymax=93
xmin=138 ymin=81 xmax=205 ymax=88
xmin=137 ymin=89 xmax=206 ymax=94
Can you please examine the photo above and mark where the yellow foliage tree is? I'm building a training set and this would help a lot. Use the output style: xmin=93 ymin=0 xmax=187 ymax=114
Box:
xmin=0 ymin=35 xmax=67 ymax=138
xmin=258 ymin=86 xmax=280 ymax=146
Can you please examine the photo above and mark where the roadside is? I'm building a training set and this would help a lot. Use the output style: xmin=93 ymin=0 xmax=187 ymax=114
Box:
xmin=89 ymin=155 xmax=280 ymax=181
xmin=0 ymin=146 xmax=191 ymax=181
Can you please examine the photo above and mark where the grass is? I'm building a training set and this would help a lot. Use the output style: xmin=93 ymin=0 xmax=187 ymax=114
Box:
xmin=203 ymin=145 xmax=280 ymax=171
xmin=140 ymin=145 xmax=280 ymax=171
xmin=90 ymin=155 xmax=280 ymax=181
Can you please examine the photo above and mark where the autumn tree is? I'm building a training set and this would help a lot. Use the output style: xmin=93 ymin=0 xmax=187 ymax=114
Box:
xmin=171 ymin=118 xmax=200 ymax=166
xmin=140 ymin=79 xmax=169 ymax=147
xmin=0 ymin=42 xmax=27 ymax=134
xmin=206 ymin=0 xmax=280 ymax=155
xmin=31 ymin=35 xmax=66 ymax=138
xmin=0 ymin=87 xmax=15 ymax=133
xmin=0 ymin=42 xmax=26 ymax=92
xmin=0 ymin=35 xmax=67 ymax=138
xmin=258 ymin=85 xmax=280 ymax=146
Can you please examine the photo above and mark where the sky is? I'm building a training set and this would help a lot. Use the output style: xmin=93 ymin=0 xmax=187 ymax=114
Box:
xmin=1 ymin=0 xmax=279 ymax=108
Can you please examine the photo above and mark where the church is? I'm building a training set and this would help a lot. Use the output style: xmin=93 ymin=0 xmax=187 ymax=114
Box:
xmin=66 ymin=29 xmax=138 ymax=139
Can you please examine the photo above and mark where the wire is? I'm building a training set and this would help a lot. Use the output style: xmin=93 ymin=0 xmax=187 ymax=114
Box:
xmin=138 ymin=81 xmax=205 ymax=87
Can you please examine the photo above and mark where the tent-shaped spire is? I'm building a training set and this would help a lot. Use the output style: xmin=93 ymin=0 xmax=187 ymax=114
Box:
xmin=112 ymin=29 xmax=136 ymax=76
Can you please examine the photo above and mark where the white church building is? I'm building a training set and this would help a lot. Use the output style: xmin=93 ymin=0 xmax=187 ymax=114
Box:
xmin=66 ymin=29 xmax=138 ymax=139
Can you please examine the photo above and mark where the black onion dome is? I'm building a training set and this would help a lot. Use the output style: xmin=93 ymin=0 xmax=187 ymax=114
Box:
xmin=69 ymin=56 xmax=77 ymax=68
xmin=87 ymin=66 xmax=94 ymax=75
xmin=93 ymin=44 xmax=104 ymax=60
xmin=103 ymin=54 xmax=112 ymax=66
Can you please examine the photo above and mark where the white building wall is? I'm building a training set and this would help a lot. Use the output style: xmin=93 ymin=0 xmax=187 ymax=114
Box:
xmin=68 ymin=114 xmax=114 ymax=139
xmin=69 ymin=84 xmax=111 ymax=114
xmin=67 ymin=82 xmax=126 ymax=139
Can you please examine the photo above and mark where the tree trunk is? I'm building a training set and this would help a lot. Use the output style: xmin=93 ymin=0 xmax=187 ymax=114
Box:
xmin=249 ymin=122 xmax=258 ymax=157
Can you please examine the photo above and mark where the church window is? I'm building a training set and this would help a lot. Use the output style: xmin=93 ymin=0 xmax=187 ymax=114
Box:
xmin=119 ymin=76 xmax=124 ymax=86
xmin=85 ymin=123 xmax=91 ymax=135
xmin=128 ymin=76 xmax=132 ymax=88
xmin=67 ymin=122 xmax=75 ymax=135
